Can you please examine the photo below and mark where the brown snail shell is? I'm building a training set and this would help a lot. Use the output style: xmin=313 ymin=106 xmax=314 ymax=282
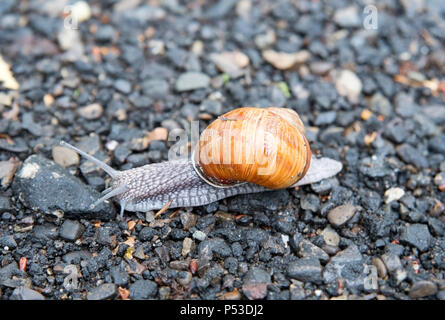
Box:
xmin=192 ymin=107 xmax=311 ymax=189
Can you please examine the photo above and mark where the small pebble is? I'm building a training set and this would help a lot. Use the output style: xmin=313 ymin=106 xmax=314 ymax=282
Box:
xmin=52 ymin=146 xmax=80 ymax=168
xmin=327 ymin=204 xmax=358 ymax=227
xmin=11 ymin=287 xmax=45 ymax=300
xmin=192 ymin=230 xmax=207 ymax=241
xmin=114 ymin=79 xmax=132 ymax=94
xmin=254 ymin=29 xmax=276 ymax=49
xmin=400 ymin=224 xmax=431 ymax=252
xmin=87 ymin=283 xmax=117 ymax=300
xmin=381 ymin=253 xmax=402 ymax=275
xmin=262 ymin=50 xmax=310 ymax=70
xmin=287 ymin=258 xmax=323 ymax=284
xmin=78 ymin=103 xmax=103 ymax=120
xmin=209 ymin=51 xmax=249 ymax=78
xmin=70 ymin=1 xmax=92 ymax=23
xmin=59 ymin=220 xmax=84 ymax=241
xmin=333 ymin=6 xmax=361 ymax=27
xmin=177 ymin=271 xmax=193 ymax=286
xmin=321 ymin=226 xmax=340 ymax=246
xmin=409 ymin=281 xmax=438 ymax=299
xmin=384 ymin=188 xmax=405 ymax=204
xmin=335 ymin=69 xmax=362 ymax=103
xmin=242 ymin=267 xmax=270 ymax=300
xmin=371 ymin=257 xmax=388 ymax=278
xmin=175 ymin=72 xmax=210 ymax=91
xmin=0 ymin=159 xmax=20 ymax=187
xmin=129 ymin=280 xmax=158 ymax=300
xmin=298 ymin=240 xmax=329 ymax=264
xmin=182 ymin=237 xmax=193 ymax=257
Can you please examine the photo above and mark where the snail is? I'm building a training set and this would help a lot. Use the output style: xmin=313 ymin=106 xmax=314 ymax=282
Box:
xmin=61 ymin=107 xmax=342 ymax=218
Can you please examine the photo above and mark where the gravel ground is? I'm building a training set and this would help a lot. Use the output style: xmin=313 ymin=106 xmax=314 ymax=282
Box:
xmin=1 ymin=0 xmax=445 ymax=300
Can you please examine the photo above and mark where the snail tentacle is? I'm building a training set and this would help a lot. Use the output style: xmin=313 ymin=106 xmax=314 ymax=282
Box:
xmin=90 ymin=184 xmax=129 ymax=209
xmin=60 ymin=141 xmax=119 ymax=178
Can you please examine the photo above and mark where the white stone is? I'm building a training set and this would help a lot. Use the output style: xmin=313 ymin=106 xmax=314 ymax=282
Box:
xmin=192 ymin=230 xmax=207 ymax=241
xmin=335 ymin=69 xmax=362 ymax=103
xmin=70 ymin=1 xmax=92 ymax=23
xmin=384 ymin=187 xmax=405 ymax=203
xmin=321 ymin=226 xmax=340 ymax=247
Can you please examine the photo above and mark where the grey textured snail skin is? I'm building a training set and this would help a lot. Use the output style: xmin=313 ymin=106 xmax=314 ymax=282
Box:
xmin=60 ymin=141 xmax=342 ymax=218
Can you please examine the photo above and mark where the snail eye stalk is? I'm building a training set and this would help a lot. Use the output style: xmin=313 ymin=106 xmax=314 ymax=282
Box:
xmin=60 ymin=141 xmax=119 ymax=178
xmin=90 ymin=184 xmax=129 ymax=209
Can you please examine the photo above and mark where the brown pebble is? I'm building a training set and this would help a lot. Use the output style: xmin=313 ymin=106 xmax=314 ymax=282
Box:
xmin=322 ymin=244 xmax=340 ymax=256
xmin=219 ymin=288 xmax=241 ymax=300
xmin=148 ymin=127 xmax=168 ymax=141
xmin=78 ymin=103 xmax=103 ymax=120
xmin=43 ymin=94 xmax=54 ymax=106
xmin=242 ymin=283 xmax=268 ymax=300
xmin=0 ymin=158 xmax=20 ymax=187
xmin=214 ymin=211 xmax=235 ymax=221
xmin=262 ymin=49 xmax=311 ymax=70
xmin=429 ymin=199 xmax=444 ymax=217
xmin=409 ymin=280 xmax=438 ymax=299
xmin=198 ymin=113 xmax=213 ymax=120
xmin=209 ymin=51 xmax=249 ymax=78
xmin=182 ymin=237 xmax=193 ymax=257
xmin=327 ymin=204 xmax=358 ymax=227
xmin=177 ymin=271 xmax=192 ymax=286
xmin=133 ymin=245 xmax=146 ymax=260
xmin=180 ymin=212 xmax=198 ymax=231
xmin=371 ymin=257 xmax=387 ymax=278
xmin=169 ymin=260 xmax=190 ymax=271
xmin=52 ymin=146 xmax=80 ymax=167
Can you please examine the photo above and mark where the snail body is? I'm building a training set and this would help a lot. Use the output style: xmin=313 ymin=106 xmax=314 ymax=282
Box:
xmin=61 ymin=107 xmax=342 ymax=218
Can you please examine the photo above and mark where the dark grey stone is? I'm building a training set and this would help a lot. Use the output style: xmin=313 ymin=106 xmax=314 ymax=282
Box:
xmin=244 ymin=267 xmax=271 ymax=284
xmin=0 ymin=235 xmax=17 ymax=249
xmin=315 ymin=111 xmax=337 ymax=126
xmin=10 ymin=287 xmax=45 ymax=300
xmin=400 ymin=224 xmax=431 ymax=252
xmin=87 ymin=283 xmax=118 ymax=300
xmin=12 ymin=155 xmax=115 ymax=220
xmin=397 ymin=144 xmax=429 ymax=169
xmin=226 ymin=190 xmax=290 ymax=214
xmin=198 ymin=237 xmax=232 ymax=258
xmin=200 ymin=99 xmax=222 ymax=116
xmin=95 ymin=25 xmax=115 ymax=42
xmin=0 ymin=196 xmax=12 ymax=213
xmin=205 ymin=0 xmax=237 ymax=18
xmin=139 ymin=227 xmax=155 ymax=241
xmin=114 ymin=79 xmax=132 ymax=94
xmin=300 ymin=194 xmax=320 ymax=212
xmin=298 ymin=240 xmax=330 ymax=264
xmin=96 ymin=227 xmax=113 ymax=246
xmin=409 ymin=281 xmax=437 ymax=299
xmin=323 ymin=245 xmax=366 ymax=291
xmin=142 ymin=79 xmax=169 ymax=100
xmin=287 ymin=257 xmax=323 ymax=284
xmin=129 ymin=280 xmax=158 ymax=300
xmin=175 ymin=72 xmax=210 ymax=91
xmin=110 ymin=265 xmax=129 ymax=286
xmin=429 ymin=134 xmax=445 ymax=154
xmin=59 ymin=220 xmax=84 ymax=241
xmin=33 ymin=224 xmax=58 ymax=241
xmin=62 ymin=250 xmax=93 ymax=264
